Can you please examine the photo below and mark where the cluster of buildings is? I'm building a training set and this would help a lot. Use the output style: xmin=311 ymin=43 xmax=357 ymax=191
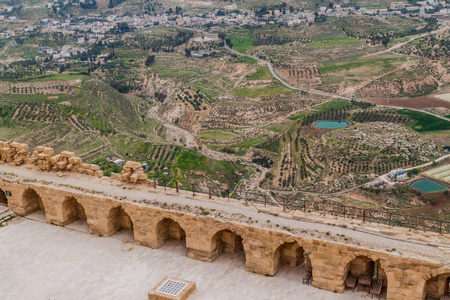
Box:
xmin=36 ymin=45 xmax=87 ymax=63
xmin=1 ymin=0 xmax=449 ymax=38
xmin=0 ymin=0 xmax=449 ymax=64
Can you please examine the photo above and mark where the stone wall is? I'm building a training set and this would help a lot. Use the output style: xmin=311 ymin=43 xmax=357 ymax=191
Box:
xmin=0 ymin=178 xmax=448 ymax=300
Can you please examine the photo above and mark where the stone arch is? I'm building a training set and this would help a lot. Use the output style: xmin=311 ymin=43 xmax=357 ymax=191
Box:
xmin=22 ymin=188 xmax=45 ymax=216
xmin=272 ymin=241 xmax=305 ymax=275
xmin=210 ymin=228 xmax=244 ymax=261
xmin=344 ymin=255 xmax=387 ymax=289
xmin=61 ymin=196 xmax=87 ymax=226
xmin=155 ymin=217 xmax=186 ymax=248
xmin=425 ymin=272 xmax=450 ymax=299
xmin=106 ymin=206 xmax=134 ymax=236
xmin=0 ymin=188 xmax=7 ymax=205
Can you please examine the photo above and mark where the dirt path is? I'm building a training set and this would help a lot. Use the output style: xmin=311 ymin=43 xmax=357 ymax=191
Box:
xmin=362 ymin=25 xmax=449 ymax=58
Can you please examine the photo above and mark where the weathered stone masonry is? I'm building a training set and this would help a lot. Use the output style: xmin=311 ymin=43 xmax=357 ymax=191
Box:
xmin=0 ymin=179 xmax=449 ymax=300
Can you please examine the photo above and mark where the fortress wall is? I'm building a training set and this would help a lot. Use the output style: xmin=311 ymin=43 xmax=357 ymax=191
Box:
xmin=0 ymin=179 xmax=447 ymax=300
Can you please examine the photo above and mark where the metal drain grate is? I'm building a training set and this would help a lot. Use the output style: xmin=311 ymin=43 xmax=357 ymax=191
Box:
xmin=156 ymin=279 xmax=188 ymax=296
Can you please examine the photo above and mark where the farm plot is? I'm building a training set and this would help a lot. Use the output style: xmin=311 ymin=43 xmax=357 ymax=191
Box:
xmin=12 ymin=103 xmax=62 ymax=123
xmin=258 ymin=100 xmax=445 ymax=193
xmin=0 ymin=79 xmax=81 ymax=95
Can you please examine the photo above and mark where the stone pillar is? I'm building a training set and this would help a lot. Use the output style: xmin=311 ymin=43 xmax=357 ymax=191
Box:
xmin=132 ymin=209 xmax=162 ymax=249
xmin=244 ymin=236 xmax=277 ymax=276
xmin=386 ymin=270 xmax=427 ymax=300
xmin=186 ymin=220 xmax=221 ymax=263
xmin=84 ymin=199 xmax=118 ymax=237
xmin=309 ymin=245 xmax=346 ymax=293
xmin=0 ymin=181 xmax=26 ymax=214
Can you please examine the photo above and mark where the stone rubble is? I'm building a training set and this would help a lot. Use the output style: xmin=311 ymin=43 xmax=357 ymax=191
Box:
xmin=111 ymin=161 xmax=148 ymax=184
xmin=0 ymin=141 xmax=29 ymax=166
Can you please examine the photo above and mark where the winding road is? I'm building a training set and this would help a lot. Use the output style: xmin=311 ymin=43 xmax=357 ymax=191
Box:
xmin=223 ymin=41 xmax=450 ymax=123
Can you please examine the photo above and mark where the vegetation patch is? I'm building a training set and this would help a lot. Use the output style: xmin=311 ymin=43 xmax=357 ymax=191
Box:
xmin=199 ymin=130 xmax=240 ymax=140
xmin=397 ymin=109 xmax=450 ymax=132
xmin=230 ymin=83 xmax=295 ymax=98
xmin=247 ymin=66 xmax=273 ymax=81
xmin=308 ymin=37 xmax=362 ymax=48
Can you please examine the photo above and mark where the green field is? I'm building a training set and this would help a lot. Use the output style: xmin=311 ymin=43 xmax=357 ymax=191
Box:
xmin=288 ymin=111 xmax=312 ymax=121
xmin=199 ymin=130 xmax=240 ymax=140
xmin=308 ymin=37 xmax=362 ymax=48
xmin=316 ymin=99 xmax=351 ymax=111
xmin=320 ymin=55 xmax=409 ymax=74
xmin=231 ymin=56 xmax=258 ymax=65
xmin=228 ymin=29 xmax=253 ymax=53
xmin=288 ymin=100 xmax=350 ymax=120
xmin=229 ymin=137 xmax=267 ymax=148
xmin=230 ymin=83 xmax=295 ymax=98
xmin=397 ymin=109 xmax=450 ymax=132
xmin=28 ymin=73 xmax=86 ymax=82
xmin=247 ymin=67 xmax=273 ymax=81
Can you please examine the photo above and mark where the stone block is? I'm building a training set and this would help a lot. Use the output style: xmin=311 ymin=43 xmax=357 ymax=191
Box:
xmin=90 ymin=164 xmax=100 ymax=171
xmin=122 ymin=172 xmax=131 ymax=181
xmin=130 ymin=173 xmax=139 ymax=183
xmin=125 ymin=161 xmax=142 ymax=169
xmin=61 ymin=151 xmax=75 ymax=158
xmin=56 ymin=161 xmax=68 ymax=169
xmin=43 ymin=147 xmax=54 ymax=155
xmin=50 ymin=154 xmax=62 ymax=164
xmin=68 ymin=156 xmax=82 ymax=164
xmin=111 ymin=173 xmax=121 ymax=180
xmin=37 ymin=153 xmax=49 ymax=160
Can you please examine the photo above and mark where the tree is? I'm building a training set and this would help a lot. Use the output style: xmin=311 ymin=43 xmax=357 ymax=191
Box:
xmin=145 ymin=55 xmax=155 ymax=66
xmin=184 ymin=48 xmax=191 ymax=57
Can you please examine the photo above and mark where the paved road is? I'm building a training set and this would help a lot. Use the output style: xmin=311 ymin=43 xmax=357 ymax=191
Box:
xmin=224 ymin=43 xmax=352 ymax=100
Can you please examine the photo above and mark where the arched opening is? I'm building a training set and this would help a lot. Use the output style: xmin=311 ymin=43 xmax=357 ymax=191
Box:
xmin=210 ymin=229 xmax=245 ymax=263
xmin=344 ymin=256 xmax=387 ymax=297
xmin=425 ymin=273 xmax=450 ymax=299
xmin=0 ymin=189 xmax=7 ymax=206
xmin=22 ymin=188 xmax=45 ymax=218
xmin=107 ymin=206 xmax=134 ymax=239
xmin=273 ymin=242 xmax=310 ymax=283
xmin=156 ymin=218 xmax=186 ymax=248
xmin=273 ymin=242 xmax=304 ymax=271
xmin=61 ymin=196 xmax=88 ymax=230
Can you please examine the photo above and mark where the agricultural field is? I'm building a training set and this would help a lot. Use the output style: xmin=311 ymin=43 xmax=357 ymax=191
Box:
xmin=254 ymin=100 xmax=450 ymax=193
xmin=230 ymin=83 xmax=296 ymax=98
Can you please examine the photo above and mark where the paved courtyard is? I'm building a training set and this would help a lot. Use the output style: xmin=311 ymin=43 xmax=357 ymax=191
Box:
xmin=0 ymin=216 xmax=380 ymax=300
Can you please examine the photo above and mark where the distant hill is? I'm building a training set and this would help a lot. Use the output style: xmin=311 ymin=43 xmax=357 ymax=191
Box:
xmin=68 ymin=79 xmax=142 ymax=132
